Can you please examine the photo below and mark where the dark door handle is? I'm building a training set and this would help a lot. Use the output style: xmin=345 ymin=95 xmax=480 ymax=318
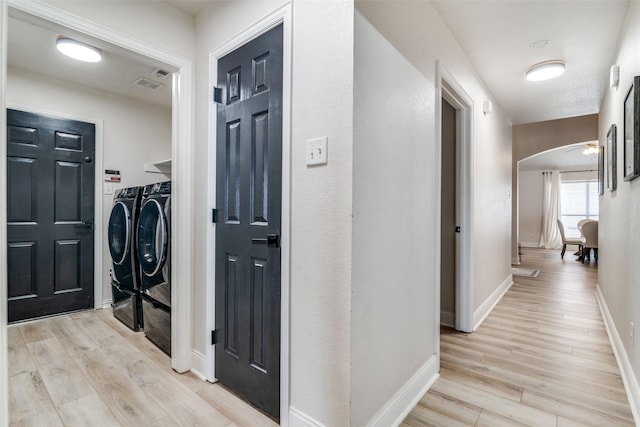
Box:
xmin=251 ymin=234 xmax=280 ymax=248
xmin=76 ymin=221 xmax=93 ymax=229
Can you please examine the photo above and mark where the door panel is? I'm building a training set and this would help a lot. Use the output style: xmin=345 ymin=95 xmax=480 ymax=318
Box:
xmin=215 ymin=24 xmax=283 ymax=419
xmin=6 ymin=109 xmax=95 ymax=322
xmin=441 ymin=99 xmax=457 ymax=325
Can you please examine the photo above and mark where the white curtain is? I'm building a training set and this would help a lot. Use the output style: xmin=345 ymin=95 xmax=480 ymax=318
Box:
xmin=539 ymin=171 xmax=562 ymax=249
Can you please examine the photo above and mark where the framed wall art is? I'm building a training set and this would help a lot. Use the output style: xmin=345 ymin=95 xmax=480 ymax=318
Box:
xmin=623 ymin=76 xmax=640 ymax=181
xmin=598 ymin=145 xmax=605 ymax=195
xmin=607 ymin=124 xmax=617 ymax=191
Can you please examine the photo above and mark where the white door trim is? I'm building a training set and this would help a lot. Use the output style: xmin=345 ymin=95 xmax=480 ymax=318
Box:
xmin=0 ymin=2 xmax=9 ymax=425
xmin=436 ymin=62 xmax=474 ymax=335
xmin=6 ymin=102 xmax=104 ymax=309
xmin=206 ymin=4 xmax=291 ymax=423
xmin=6 ymin=0 xmax=195 ymax=373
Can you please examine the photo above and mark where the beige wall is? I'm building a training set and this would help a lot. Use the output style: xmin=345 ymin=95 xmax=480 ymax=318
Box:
xmin=511 ymin=114 xmax=599 ymax=262
xmin=598 ymin=0 xmax=640 ymax=419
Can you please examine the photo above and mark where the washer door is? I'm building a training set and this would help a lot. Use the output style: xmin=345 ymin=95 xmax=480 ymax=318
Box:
xmin=108 ymin=201 xmax=131 ymax=265
xmin=137 ymin=198 xmax=168 ymax=277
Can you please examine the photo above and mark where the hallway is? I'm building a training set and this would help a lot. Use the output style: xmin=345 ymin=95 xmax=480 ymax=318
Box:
xmin=403 ymin=248 xmax=635 ymax=426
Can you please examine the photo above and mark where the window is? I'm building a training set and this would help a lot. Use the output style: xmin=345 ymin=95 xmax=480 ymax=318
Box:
xmin=560 ymin=180 xmax=599 ymax=238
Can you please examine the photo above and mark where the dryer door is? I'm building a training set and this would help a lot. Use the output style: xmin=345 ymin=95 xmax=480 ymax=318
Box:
xmin=137 ymin=198 xmax=168 ymax=277
xmin=108 ymin=201 xmax=131 ymax=265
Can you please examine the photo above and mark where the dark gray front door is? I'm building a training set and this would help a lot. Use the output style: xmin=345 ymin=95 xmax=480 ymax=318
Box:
xmin=7 ymin=109 xmax=95 ymax=323
xmin=215 ymin=24 xmax=283 ymax=419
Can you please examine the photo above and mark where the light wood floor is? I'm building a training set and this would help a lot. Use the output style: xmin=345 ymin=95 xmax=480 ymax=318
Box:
xmin=9 ymin=248 xmax=636 ymax=426
xmin=403 ymin=247 xmax=635 ymax=427
xmin=8 ymin=307 xmax=278 ymax=427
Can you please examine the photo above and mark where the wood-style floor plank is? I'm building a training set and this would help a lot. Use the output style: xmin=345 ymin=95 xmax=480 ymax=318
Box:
xmin=8 ymin=307 xmax=275 ymax=426
xmin=26 ymin=337 xmax=96 ymax=407
xmin=404 ymin=248 xmax=635 ymax=426
xmin=8 ymin=370 xmax=64 ymax=427
xmin=56 ymin=394 xmax=122 ymax=427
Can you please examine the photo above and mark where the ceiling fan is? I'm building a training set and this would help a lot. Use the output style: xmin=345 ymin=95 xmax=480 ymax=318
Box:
xmin=565 ymin=142 xmax=599 ymax=155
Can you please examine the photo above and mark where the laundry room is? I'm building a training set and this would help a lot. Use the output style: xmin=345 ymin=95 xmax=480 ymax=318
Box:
xmin=5 ymin=11 xmax=173 ymax=345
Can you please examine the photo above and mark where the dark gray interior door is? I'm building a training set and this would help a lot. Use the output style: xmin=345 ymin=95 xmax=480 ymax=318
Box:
xmin=7 ymin=109 xmax=95 ymax=323
xmin=215 ymin=24 xmax=283 ymax=419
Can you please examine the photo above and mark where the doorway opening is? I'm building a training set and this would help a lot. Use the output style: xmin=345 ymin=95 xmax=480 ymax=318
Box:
xmin=2 ymin=1 xmax=194 ymax=373
xmin=437 ymin=67 xmax=473 ymax=335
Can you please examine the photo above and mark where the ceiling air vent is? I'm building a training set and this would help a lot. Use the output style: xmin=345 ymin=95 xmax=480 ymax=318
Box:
xmin=151 ymin=67 xmax=172 ymax=79
xmin=133 ymin=77 xmax=165 ymax=90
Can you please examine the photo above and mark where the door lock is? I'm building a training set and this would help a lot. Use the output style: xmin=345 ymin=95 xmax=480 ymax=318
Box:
xmin=251 ymin=234 xmax=280 ymax=248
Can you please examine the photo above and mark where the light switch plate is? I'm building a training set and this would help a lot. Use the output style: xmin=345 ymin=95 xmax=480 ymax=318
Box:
xmin=104 ymin=182 xmax=114 ymax=195
xmin=306 ymin=137 xmax=328 ymax=166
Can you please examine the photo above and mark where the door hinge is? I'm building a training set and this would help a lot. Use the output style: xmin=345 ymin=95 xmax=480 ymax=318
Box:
xmin=213 ymin=87 xmax=222 ymax=104
xmin=455 ymin=226 xmax=461 ymax=233
xmin=211 ymin=329 xmax=218 ymax=345
xmin=212 ymin=208 xmax=218 ymax=223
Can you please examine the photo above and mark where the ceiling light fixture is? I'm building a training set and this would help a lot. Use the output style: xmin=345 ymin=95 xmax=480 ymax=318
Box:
xmin=530 ymin=39 xmax=549 ymax=49
xmin=526 ymin=60 xmax=565 ymax=81
xmin=56 ymin=36 xmax=102 ymax=63
xmin=582 ymin=143 xmax=599 ymax=156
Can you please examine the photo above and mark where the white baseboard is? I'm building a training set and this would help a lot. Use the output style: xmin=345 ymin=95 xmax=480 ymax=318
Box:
xmin=190 ymin=349 xmax=208 ymax=382
xmin=289 ymin=407 xmax=325 ymax=427
xmin=440 ymin=310 xmax=455 ymax=328
xmin=596 ymin=286 xmax=640 ymax=425
xmin=473 ymin=274 xmax=512 ymax=331
xmin=367 ymin=354 xmax=439 ymax=427
xmin=520 ymin=242 xmax=539 ymax=248
xmin=101 ymin=299 xmax=112 ymax=309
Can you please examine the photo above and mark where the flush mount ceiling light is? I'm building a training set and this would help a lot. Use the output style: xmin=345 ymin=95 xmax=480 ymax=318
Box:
xmin=56 ymin=36 xmax=102 ymax=63
xmin=526 ymin=60 xmax=565 ymax=82
xmin=583 ymin=143 xmax=599 ymax=155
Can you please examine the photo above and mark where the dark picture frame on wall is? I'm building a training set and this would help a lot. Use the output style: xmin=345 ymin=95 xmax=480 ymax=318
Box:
xmin=623 ymin=76 xmax=640 ymax=181
xmin=598 ymin=146 xmax=605 ymax=196
xmin=607 ymin=124 xmax=617 ymax=191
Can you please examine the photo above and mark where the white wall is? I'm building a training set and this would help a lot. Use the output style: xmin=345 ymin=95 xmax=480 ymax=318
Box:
xmin=7 ymin=67 xmax=172 ymax=306
xmin=353 ymin=1 xmax=512 ymax=424
xmin=518 ymin=170 xmax=543 ymax=247
xmin=289 ymin=2 xmax=354 ymax=424
xmin=352 ymin=11 xmax=436 ymax=426
xmin=598 ymin=0 xmax=640 ymax=420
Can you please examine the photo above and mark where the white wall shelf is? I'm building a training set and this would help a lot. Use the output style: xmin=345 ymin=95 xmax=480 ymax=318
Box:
xmin=144 ymin=158 xmax=172 ymax=174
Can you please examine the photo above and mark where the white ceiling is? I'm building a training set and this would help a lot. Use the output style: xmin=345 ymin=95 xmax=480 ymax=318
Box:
xmin=7 ymin=1 xmax=631 ymax=129
xmin=519 ymin=142 xmax=599 ymax=171
xmin=7 ymin=12 xmax=174 ymax=108
xmin=432 ymin=0 xmax=630 ymax=125
xmin=165 ymin=0 xmax=213 ymax=16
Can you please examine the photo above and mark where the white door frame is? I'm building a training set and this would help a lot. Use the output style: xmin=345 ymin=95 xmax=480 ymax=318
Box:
xmin=0 ymin=1 xmax=9 ymax=424
xmin=6 ymin=102 xmax=104 ymax=309
xmin=435 ymin=62 xmax=474 ymax=337
xmin=205 ymin=5 xmax=291 ymax=423
xmin=3 ymin=0 xmax=195 ymax=373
